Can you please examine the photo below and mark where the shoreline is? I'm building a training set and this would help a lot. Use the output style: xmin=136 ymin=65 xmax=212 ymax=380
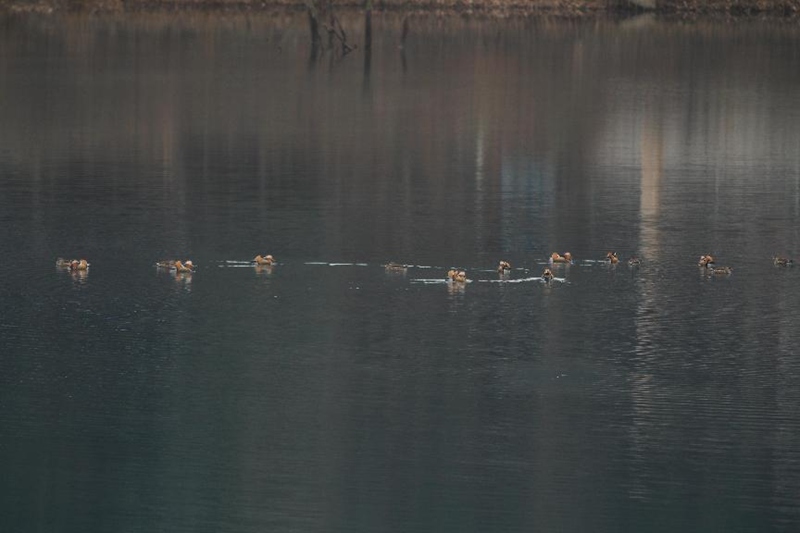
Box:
xmin=2 ymin=0 xmax=799 ymax=17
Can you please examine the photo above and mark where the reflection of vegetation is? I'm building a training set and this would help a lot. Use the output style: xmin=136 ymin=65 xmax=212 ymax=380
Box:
xmin=306 ymin=0 xmax=356 ymax=57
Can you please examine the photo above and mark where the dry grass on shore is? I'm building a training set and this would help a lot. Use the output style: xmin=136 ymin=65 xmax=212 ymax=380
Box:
xmin=1 ymin=0 xmax=799 ymax=17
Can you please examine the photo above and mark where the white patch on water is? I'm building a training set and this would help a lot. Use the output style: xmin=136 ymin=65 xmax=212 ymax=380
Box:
xmin=479 ymin=276 xmax=567 ymax=284
xmin=479 ymin=276 xmax=541 ymax=284
xmin=412 ymin=278 xmax=473 ymax=285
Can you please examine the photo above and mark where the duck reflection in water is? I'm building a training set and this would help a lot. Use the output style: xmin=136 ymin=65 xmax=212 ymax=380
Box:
xmin=254 ymin=263 xmax=274 ymax=275
xmin=173 ymin=270 xmax=192 ymax=290
xmin=70 ymin=268 xmax=89 ymax=283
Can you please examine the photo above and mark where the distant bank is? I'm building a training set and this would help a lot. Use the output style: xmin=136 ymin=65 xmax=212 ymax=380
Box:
xmin=2 ymin=0 xmax=799 ymax=17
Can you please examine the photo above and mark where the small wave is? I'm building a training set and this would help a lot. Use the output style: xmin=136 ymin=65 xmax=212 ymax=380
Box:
xmin=412 ymin=278 xmax=473 ymax=285
xmin=479 ymin=277 xmax=538 ymax=284
xmin=480 ymin=276 xmax=566 ymax=284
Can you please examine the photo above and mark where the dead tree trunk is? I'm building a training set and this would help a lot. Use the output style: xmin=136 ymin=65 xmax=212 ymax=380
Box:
xmin=364 ymin=0 xmax=373 ymax=54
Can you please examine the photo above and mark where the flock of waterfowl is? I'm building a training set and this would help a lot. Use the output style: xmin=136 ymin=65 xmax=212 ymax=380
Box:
xmin=55 ymin=251 xmax=795 ymax=283
xmin=55 ymin=258 xmax=90 ymax=271
xmin=405 ymin=250 xmax=794 ymax=284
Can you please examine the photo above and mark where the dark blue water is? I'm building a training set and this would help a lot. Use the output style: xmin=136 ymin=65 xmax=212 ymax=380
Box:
xmin=2 ymin=11 xmax=800 ymax=532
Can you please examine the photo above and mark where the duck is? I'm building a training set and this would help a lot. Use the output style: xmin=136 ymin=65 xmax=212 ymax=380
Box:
xmin=172 ymin=260 xmax=195 ymax=273
xmin=709 ymin=265 xmax=733 ymax=275
xmin=605 ymin=252 xmax=619 ymax=264
xmin=384 ymin=262 xmax=407 ymax=272
xmin=447 ymin=269 xmax=467 ymax=283
xmin=627 ymin=256 xmax=641 ymax=267
xmin=497 ymin=260 xmax=512 ymax=274
xmin=698 ymin=255 xmax=715 ymax=268
xmin=773 ymin=256 xmax=794 ymax=266
xmin=253 ymin=254 xmax=275 ymax=266
xmin=71 ymin=259 xmax=90 ymax=271
xmin=542 ymin=268 xmax=554 ymax=282
xmin=550 ymin=252 xmax=573 ymax=264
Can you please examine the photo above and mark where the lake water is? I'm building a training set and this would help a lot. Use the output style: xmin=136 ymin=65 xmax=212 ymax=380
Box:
xmin=2 ymin=10 xmax=800 ymax=532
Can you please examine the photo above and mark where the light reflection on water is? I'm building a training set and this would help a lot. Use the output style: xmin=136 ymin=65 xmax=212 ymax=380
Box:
xmin=2 ymin=10 xmax=800 ymax=533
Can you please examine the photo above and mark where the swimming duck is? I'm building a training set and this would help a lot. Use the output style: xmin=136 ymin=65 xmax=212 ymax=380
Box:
xmin=497 ymin=261 xmax=512 ymax=274
xmin=542 ymin=268 xmax=554 ymax=282
xmin=384 ymin=262 xmax=407 ymax=272
xmin=447 ymin=269 xmax=467 ymax=283
xmin=698 ymin=255 xmax=715 ymax=268
xmin=71 ymin=259 xmax=90 ymax=271
xmin=550 ymin=252 xmax=573 ymax=264
xmin=606 ymin=252 xmax=619 ymax=264
xmin=447 ymin=268 xmax=467 ymax=283
xmin=172 ymin=260 xmax=195 ymax=273
xmin=627 ymin=256 xmax=641 ymax=266
xmin=253 ymin=254 xmax=275 ymax=266
xmin=773 ymin=256 xmax=794 ymax=266
xmin=709 ymin=266 xmax=733 ymax=275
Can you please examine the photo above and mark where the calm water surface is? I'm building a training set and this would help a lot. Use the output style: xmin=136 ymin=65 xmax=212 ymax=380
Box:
xmin=2 ymin=11 xmax=800 ymax=532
